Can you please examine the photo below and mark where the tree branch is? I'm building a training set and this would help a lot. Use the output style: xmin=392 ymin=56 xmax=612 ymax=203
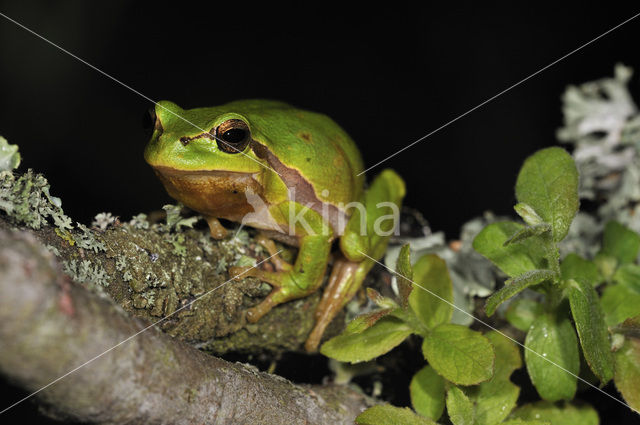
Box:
xmin=0 ymin=229 xmax=372 ymax=424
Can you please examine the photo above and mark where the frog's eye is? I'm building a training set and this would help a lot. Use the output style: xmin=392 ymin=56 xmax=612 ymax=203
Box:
xmin=213 ymin=119 xmax=251 ymax=154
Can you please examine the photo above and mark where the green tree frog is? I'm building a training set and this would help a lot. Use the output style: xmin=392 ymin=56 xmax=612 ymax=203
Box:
xmin=144 ymin=100 xmax=405 ymax=351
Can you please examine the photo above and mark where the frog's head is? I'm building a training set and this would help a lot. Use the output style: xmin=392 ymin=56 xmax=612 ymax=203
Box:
xmin=144 ymin=100 xmax=263 ymax=173
xmin=144 ymin=100 xmax=266 ymax=220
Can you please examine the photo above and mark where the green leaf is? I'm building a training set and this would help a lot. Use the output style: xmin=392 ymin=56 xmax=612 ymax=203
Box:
xmin=613 ymin=263 xmax=640 ymax=293
xmin=614 ymin=314 xmax=640 ymax=336
xmin=485 ymin=269 xmax=555 ymax=317
xmin=514 ymin=202 xmax=545 ymax=226
xmin=465 ymin=331 xmax=522 ymax=425
xmin=515 ymin=147 xmax=579 ymax=242
xmin=504 ymin=223 xmax=551 ymax=246
xmin=446 ymin=386 xmax=475 ymax=425
xmin=510 ymin=401 xmax=599 ymax=425
xmin=408 ymin=254 xmax=453 ymax=330
xmin=366 ymin=287 xmax=399 ymax=310
xmin=593 ymin=253 xmax=617 ymax=282
xmin=473 ymin=221 xmax=547 ymax=277
xmin=355 ymin=405 xmax=437 ymax=425
xmin=0 ymin=136 xmax=21 ymax=171
xmin=600 ymin=284 xmax=640 ymax=326
xmin=614 ymin=333 xmax=640 ymax=412
xmin=396 ymin=244 xmax=413 ymax=307
xmin=484 ymin=330 xmax=523 ymax=380
xmin=410 ymin=365 xmax=445 ymax=421
xmin=567 ymin=279 xmax=614 ymax=384
xmin=601 ymin=220 xmax=640 ymax=265
xmin=502 ymin=420 xmax=549 ymax=425
xmin=506 ymin=299 xmax=543 ymax=332
xmin=320 ymin=316 xmax=412 ymax=363
xmin=560 ymin=253 xmax=601 ymax=286
xmin=524 ymin=313 xmax=579 ymax=401
xmin=422 ymin=324 xmax=494 ymax=385
xmin=345 ymin=309 xmax=394 ymax=334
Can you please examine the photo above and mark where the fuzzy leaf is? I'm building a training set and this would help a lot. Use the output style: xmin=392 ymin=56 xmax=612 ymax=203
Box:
xmin=525 ymin=313 xmax=579 ymax=401
xmin=506 ymin=299 xmax=543 ymax=332
xmin=510 ymin=401 xmax=599 ymax=425
xmin=345 ymin=309 xmax=394 ymax=334
xmin=367 ymin=288 xmax=399 ymax=310
xmin=422 ymin=324 xmax=494 ymax=385
xmin=600 ymin=284 xmax=640 ymax=326
xmin=560 ymin=253 xmax=601 ymax=286
xmin=465 ymin=331 xmax=522 ymax=425
xmin=473 ymin=221 xmax=547 ymax=277
xmin=594 ymin=252 xmax=617 ymax=282
xmin=504 ymin=223 xmax=551 ymax=246
xmin=395 ymin=244 xmax=413 ymax=307
xmin=409 ymin=254 xmax=453 ymax=330
xmin=356 ymin=405 xmax=437 ymax=425
xmin=613 ymin=263 xmax=640 ymax=293
xmin=515 ymin=147 xmax=579 ymax=242
xmin=320 ymin=316 xmax=412 ymax=363
xmin=446 ymin=386 xmax=475 ymax=425
xmin=485 ymin=269 xmax=555 ymax=317
xmin=501 ymin=420 xmax=549 ymax=425
xmin=614 ymin=332 xmax=640 ymax=412
xmin=514 ymin=202 xmax=545 ymax=226
xmin=567 ymin=279 xmax=614 ymax=384
xmin=410 ymin=365 xmax=445 ymax=420
xmin=601 ymin=220 xmax=640 ymax=265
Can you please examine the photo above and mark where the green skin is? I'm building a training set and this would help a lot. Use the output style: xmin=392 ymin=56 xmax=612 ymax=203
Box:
xmin=145 ymin=99 xmax=405 ymax=351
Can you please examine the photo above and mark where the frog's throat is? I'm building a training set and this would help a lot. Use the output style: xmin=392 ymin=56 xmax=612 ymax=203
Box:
xmin=250 ymin=140 xmax=348 ymax=235
xmin=151 ymin=166 xmax=274 ymax=227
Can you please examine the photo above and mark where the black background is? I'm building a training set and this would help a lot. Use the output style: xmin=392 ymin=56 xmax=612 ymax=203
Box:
xmin=1 ymin=1 xmax=639 ymax=424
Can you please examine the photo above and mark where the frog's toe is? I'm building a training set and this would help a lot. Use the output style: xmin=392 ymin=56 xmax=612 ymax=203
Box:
xmin=229 ymin=266 xmax=293 ymax=322
xmin=205 ymin=216 xmax=228 ymax=239
xmin=246 ymin=292 xmax=282 ymax=323
xmin=255 ymin=233 xmax=293 ymax=272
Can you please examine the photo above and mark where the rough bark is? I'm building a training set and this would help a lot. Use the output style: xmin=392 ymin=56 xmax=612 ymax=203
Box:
xmin=0 ymin=212 xmax=347 ymax=356
xmin=0 ymin=229 xmax=372 ymax=424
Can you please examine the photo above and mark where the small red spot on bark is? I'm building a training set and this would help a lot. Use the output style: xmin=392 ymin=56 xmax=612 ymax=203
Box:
xmin=57 ymin=275 xmax=75 ymax=317
xmin=58 ymin=292 xmax=75 ymax=317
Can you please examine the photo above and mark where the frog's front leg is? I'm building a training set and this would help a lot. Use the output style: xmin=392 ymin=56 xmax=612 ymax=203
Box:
xmin=229 ymin=201 xmax=333 ymax=323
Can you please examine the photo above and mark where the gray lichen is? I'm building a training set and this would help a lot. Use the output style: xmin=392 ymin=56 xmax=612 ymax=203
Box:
xmin=558 ymin=63 xmax=640 ymax=232
xmin=384 ymin=212 xmax=502 ymax=326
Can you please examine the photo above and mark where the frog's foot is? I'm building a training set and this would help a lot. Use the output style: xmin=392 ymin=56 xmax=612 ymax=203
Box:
xmin=255 ymin=233 xmax=292 ymax=272
xmin=229 ymin=266 xmax=311 ymax=323
xmin=205 ymin=216 xmax=228 ymax=239
xmin=304 ymin=258 xmax=361 ymax=352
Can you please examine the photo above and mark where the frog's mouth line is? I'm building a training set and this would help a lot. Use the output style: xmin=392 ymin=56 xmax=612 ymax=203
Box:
xmin=150 ymin=166 xmax=256 ymax=179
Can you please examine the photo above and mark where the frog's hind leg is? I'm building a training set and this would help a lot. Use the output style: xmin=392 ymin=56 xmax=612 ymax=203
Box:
xmin=230 ymin=232 xmax=332 ymax=324
xmin=304 ymin=256 xmax=373 ymax=352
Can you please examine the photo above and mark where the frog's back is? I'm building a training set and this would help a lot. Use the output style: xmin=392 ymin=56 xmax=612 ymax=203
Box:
xmin=225 ymin=100 xmax=365 ymax=207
